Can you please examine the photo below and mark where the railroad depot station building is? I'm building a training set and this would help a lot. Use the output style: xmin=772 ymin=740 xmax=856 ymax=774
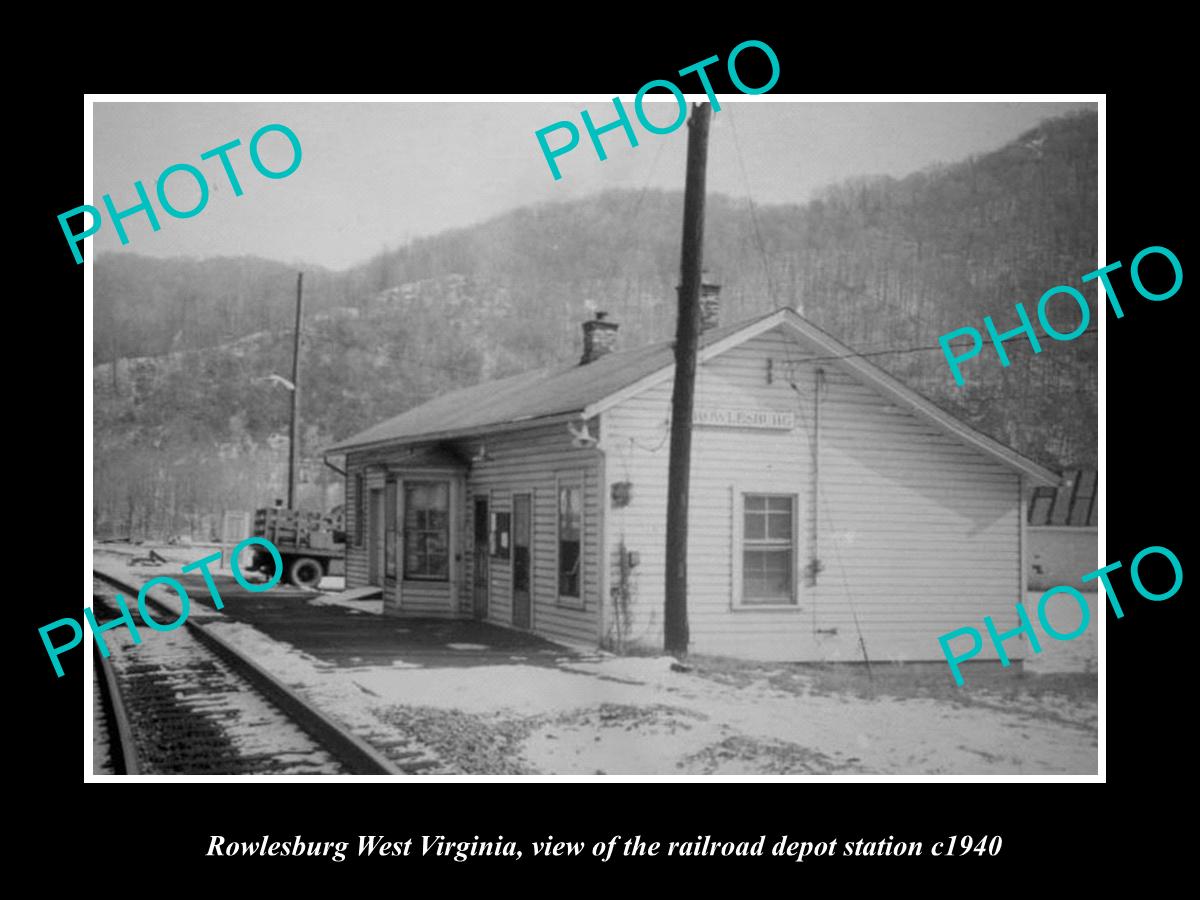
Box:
xmin=326 ymin=287 xmax=1058 ymax=662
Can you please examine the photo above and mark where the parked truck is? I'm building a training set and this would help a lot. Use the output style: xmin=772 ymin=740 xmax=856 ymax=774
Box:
xmin=248 ymin=504 xmax=345 ymax=589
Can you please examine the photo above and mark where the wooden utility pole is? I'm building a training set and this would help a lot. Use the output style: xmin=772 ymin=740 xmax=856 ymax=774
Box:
xmin=664 ymin=102 xmax=711 ymax=656
xmin=287 ymin=272 xmax=304 ymax=510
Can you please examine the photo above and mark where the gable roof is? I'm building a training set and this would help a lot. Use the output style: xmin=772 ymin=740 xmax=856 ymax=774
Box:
xmin=325 ymin=317 xmax=748 ymax=452
xmin=326 ymin=308 xmax=1059 ymax=487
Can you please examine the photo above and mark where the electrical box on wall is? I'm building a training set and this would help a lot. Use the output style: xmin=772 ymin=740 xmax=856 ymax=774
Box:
xmin=611 ymin=481 xmax=633 ymax=507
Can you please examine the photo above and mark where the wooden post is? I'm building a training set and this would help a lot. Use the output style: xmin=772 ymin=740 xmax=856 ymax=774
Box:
xmin=288 ymin=272 xmax=304 ymax=510
xmin=664 ymin=102 xmax=711 ymax=656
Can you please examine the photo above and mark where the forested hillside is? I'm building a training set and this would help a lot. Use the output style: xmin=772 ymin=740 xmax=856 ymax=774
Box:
xmin=93 ymin=110 xmax=1097 ymax=540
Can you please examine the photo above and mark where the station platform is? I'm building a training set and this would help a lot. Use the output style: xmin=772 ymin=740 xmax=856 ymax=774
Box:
xmin=97 ymin=558 xmax=574 ymax=670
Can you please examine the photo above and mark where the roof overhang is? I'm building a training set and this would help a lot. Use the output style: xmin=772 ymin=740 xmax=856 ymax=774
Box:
xmin=325 ymin=412 xmax=580 ymax=456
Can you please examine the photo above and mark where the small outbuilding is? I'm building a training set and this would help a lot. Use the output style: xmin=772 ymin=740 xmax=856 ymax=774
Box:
xmin=325 ymin=287 xmax=1058 ymax=663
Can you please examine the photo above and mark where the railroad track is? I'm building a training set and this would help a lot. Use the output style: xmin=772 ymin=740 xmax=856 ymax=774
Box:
xmin=91 ymin=571 xmax=439 ymax=775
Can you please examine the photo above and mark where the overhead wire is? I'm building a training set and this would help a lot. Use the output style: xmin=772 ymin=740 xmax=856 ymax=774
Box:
xmin=723 ymin=104 xmax=1098 ymax=383
xmin=726 ymin=105 xmax=778 ymax=308
xmin=723 ymin=104 xmax=1092 ymax=676
xmin=774 ymin=327 xmax=1097 ymax=367
xmin=774 ymin=374 xmax=871 ymax=673
xmin=618 ymin=137 xmax=669 ymax=312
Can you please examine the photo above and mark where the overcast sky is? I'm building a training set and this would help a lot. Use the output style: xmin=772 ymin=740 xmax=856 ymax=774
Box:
xmin=92 ymin=100 xmax=1093 ymax=271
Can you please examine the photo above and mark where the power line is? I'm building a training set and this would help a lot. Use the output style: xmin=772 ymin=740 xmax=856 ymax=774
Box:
xmin=777 ymin=326 xmax=1098 ymax=366
xmin=778 ymin=334 xmax=1097 ymax=407
xmin=619 ymin=138 xmax=669 ymax=310
xmin=723 ymin=104 xmax=1097 ymax=406
xmin=629 ymin=137 xmax=667 ymax=222
xmin=726 ymin=106 xmax=777 ymax=306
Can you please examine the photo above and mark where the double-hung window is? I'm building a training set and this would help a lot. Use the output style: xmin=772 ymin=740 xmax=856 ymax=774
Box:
xmin=737 ymin=493 xmax=797 ymax=606
xmin=557 ymin=480 xmax=582 ymax=604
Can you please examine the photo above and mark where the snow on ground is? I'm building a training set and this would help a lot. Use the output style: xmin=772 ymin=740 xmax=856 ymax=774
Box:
xmin=94 ymin=543 xmax=366 ymax=611
xmin=92 ymin=543 xmax=1098 ymax=776
xmin=92 ymin=670 xmax=113 ymax=775
xmin=93 ymin=541 xmax=233 ymax=576
xmin=309 ymin=593 xmax=383 ymax=615
xmin=198 ymin=619 xmax=458 ymax=769
xmin=1022 ymin=590 xmax=1098 ymax=675
xmin=200 ymin=623 xmax=1096 ymax=775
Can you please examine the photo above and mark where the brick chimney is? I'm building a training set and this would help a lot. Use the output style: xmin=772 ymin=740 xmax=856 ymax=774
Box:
xmin=700 ymin=272 xmax=721 ymax=332
xmin=580 ymin=311 xmax=618 ymax=364
xmin=678 ymin=272 xmax=723 ymax=332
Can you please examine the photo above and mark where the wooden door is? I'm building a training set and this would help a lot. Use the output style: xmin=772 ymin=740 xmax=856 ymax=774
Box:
xmin=473 ymin=496 xmax=489 ymax=619
xmin=512 ymin=493 xmax=531 ymax=629
xmin=368 ymin=488 xmax=383 ymax=586
xmin=384 ymin=479 xmax=398 ymax=585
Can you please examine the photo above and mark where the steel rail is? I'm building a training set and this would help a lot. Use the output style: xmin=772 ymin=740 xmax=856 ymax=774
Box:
xmin=92 ymin=568 xmax=404 ymax=775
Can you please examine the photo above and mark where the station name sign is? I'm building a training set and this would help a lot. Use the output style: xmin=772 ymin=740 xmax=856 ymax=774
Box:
xmin=693 ymin=407 xmax=795 ymax=430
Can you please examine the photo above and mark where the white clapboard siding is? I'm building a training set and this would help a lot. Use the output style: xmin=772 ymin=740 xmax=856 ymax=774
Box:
xmin=601 ymin=325 xmax=1025 ymax=662
xmin=344 ymin=469 xmax=359 ymax=586
xmin=449 ymin=423 xmax=601 ymax=648
xmin=343 ymin=423 xmax=602 ymax=646
xmin=343 ymin=464 xmax=388 ymax=591
xmin=396 ymin=584 xmax=453 ymax=615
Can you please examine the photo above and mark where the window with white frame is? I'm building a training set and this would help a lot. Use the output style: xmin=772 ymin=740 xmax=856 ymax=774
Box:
xmin=557 ymin=479 xmax=583 ymax=603
xmin=739 ymin=493 xmax=797 ymax=606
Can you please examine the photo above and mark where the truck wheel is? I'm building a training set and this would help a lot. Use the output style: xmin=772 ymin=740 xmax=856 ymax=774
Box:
xmin=288 ymin=556 xmax=324 ymax=590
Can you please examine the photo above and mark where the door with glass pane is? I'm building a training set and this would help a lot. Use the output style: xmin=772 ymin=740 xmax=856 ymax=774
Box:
xmin=473 ymin=496 xmax=489 ymax=619
xmin=368 ymin=488 xmax=383 ymax=586
xmin=399 ymin=480 xmax=451 ymax=610
xmin=512 ymin=493 xmax=531 ymax=629
xmin=384 ymin=479 xmax=398 ymax=586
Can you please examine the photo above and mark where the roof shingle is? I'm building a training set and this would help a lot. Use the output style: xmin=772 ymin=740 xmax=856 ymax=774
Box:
xmin=326 ymin=317 xmax=751 ymax=452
